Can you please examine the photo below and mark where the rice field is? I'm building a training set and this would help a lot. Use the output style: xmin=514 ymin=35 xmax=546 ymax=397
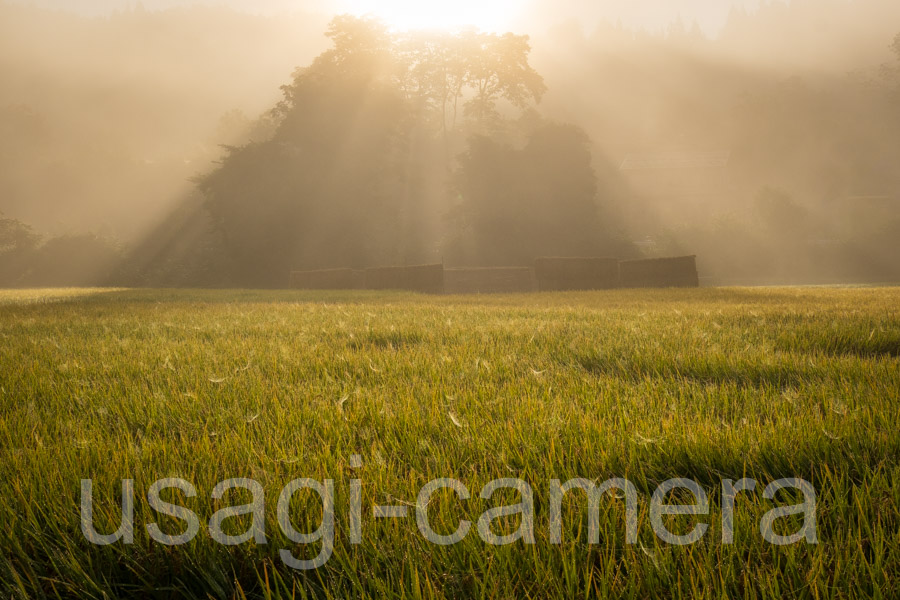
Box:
xmin=1 ymin=287 xmax=898 ymax=599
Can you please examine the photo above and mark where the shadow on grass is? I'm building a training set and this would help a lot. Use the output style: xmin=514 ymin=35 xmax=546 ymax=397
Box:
xmin=777 ymin=332 xmax=900 ymax=359
xmin=576 ymin=353 xmax=814 ymax=390
xmin=348 ymin=330 xmax=424 ymax=351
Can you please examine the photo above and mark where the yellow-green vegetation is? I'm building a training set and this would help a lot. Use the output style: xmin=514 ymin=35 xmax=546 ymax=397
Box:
xmin=1 ymin=287 xmax=898 ymax=599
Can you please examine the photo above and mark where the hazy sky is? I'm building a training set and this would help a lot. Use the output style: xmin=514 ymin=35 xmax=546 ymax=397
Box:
xmin=18 ymin=0 xmax=764 ymax=35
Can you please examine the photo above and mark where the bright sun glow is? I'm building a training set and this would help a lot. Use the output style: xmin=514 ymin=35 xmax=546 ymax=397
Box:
xmin=335 ymin=0 xmax=524 ymax=32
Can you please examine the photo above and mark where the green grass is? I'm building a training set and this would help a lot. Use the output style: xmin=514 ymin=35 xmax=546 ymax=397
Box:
xmin=1 ymin=287 xmax=898 ymax=599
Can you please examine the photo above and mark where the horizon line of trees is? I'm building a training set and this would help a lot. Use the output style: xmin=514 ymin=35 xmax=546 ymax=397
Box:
xmin=0 ymin=213 xmax=123 ymax=287
xmin=1 ymin=13 xmax=899 ymax=288
xmin=190 ymin=16 xmax=625 ymax=286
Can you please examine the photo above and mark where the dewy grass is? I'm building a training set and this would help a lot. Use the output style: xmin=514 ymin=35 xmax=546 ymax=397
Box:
xmin=1 ymin=287 xmax=898 ymax=599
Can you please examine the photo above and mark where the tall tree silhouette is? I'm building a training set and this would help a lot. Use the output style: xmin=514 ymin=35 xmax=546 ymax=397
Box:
xmin=199 ymin=17 xmax=414 ymax=285
xmin=451 ymin=123 xmax=606 ymax=266
xmin=462 ymin=32 xmax=546 ymax=131
xmin=198 ymin=16 xmax=550 ymax=284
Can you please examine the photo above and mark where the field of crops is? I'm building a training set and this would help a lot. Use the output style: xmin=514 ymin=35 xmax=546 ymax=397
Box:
xmin=1 ymin=287 xmax=898 ymax=599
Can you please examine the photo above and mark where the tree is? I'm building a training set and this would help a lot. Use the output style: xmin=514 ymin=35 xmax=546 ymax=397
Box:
xmin=0 ymin=216 xmax=123 ymax=287
xmin=459 ymin=32 xmax=546 ymax=132
xmin=198 ymin=16 xmax=551 ymax=284
xmin=876 ymin=32 xmax=900 ymax=98
xmin=399 ymin=29 xmax=545 ymax=137
xmin=401 ymin=31 xmax=470 ymax=142
xmin=450 ymin=123 xmax=605 ymax=266
xmin=882 ymin=33 xmax=900 ymax=88
xmin=0 ymin=214 xmax=39 ymax=254
xmin=200 ymin=17 xmax=416 ymax=285
xmin=29 ymin=233 xmax=122 ymax=287
xmin=0 ymin=214 xmax=40 ymax=286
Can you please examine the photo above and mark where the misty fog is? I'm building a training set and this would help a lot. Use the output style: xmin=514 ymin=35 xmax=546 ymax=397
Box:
xmin=1 ymin=0 xmax=898 ymax=287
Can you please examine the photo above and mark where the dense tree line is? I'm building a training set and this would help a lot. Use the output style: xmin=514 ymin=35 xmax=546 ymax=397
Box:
xmin=196 ymin=17 xmax=614 ymax=286
xmin=2 ymin=3 xmax=900 ymax=287
xmin=185 ymin=10 xmax=900 ymax=286
xmin=448 ymin=123 xmax=628 ymax=265
xmin=0 ymin=213 xmax=122 ymax=286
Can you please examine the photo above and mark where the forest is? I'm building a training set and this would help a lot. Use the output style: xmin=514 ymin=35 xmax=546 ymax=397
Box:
xmin=1 ymin=0 xmax=899 ymax=287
